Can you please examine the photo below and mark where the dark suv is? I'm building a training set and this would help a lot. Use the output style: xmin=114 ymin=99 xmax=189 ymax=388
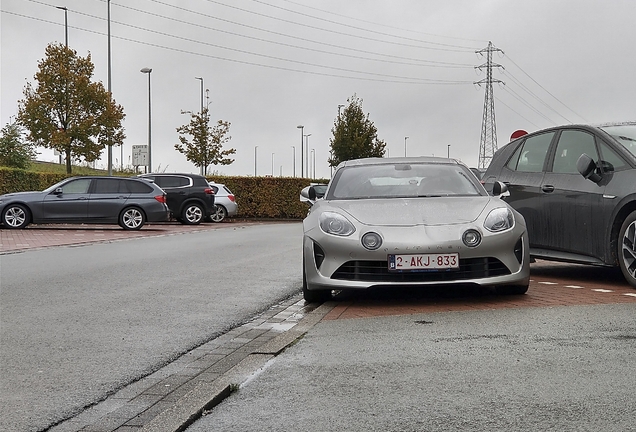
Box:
xmin=139 ymin=173 xmax=215 ymax=225
xmin=482 ymin=122 xmax=636 ymax=288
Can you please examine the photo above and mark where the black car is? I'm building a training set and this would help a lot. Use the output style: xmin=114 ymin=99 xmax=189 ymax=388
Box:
xmin=0 ymin=176 xmax=169 ymax=230
xmin=482 ymin=122 xmax=636 ymax=287
xmin=138 ymin=173 xmax=215 ymax=225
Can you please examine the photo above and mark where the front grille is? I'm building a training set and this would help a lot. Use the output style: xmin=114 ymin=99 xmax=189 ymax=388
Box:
xmin=331 ymin=257 xmax=510 ymax=283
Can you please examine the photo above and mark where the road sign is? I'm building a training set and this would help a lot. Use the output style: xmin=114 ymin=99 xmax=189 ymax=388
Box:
xmin=132 ymin=145 xmax=148 ymax=167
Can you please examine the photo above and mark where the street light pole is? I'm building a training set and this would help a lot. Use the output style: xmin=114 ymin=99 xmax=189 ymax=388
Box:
xmin=107 ymin=0 xmax=114 ymax=175
xmin=404 ymin=136 xmax=409 ymax=157
xmin=56 ymin=6 xmax=68 ymax=167
xmin=304 ymin=134 xmax=311 ymax=178
xmin=195 ymin=77 xmax=204 ymax=112
xmin=271 ymin=153 xmax=275 ymax=176
xmin=447 ymin=144 xmax=450 ymax=158
xmin=338 ymin=104 xmax=345 ymax=117
xmin=291 ymin=146 xmax=296 ymax=177
xmin=56 ymin=6 xmax=68 ymax=47
xmin=140 ymin=68 xmax=152 ymax=173
xmin=195 ymin=77 xmax=204 ymax=175
xmin=254 ymin=146 xmax=258 ymax=176
xmin=297 ymin=125 xmax=304 ymax=177
xmin=311 ymin=149 xmax=315 ymax=179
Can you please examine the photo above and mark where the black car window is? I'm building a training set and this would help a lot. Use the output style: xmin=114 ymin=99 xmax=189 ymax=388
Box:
xmin=59 ymin=178 xmax=91 ymax=194
xmin=508 ymin=132 xmax=554 ymax=173
xmin=127 ymin=180 xmax=154 ymax=193
xmin=156 ymin=176 xmax=190 ymax=188
xmin=92 ymin=178 xmax=127 ymax=194
xmin=552 ymin=130 xmax=597 ymax=174
xmin=599 ymin=141 xmax=628 ymax=172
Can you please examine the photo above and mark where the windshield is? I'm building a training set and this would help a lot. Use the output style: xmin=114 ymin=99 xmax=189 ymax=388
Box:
xmin=328 ymin=162 xmax=484 ymax=200
xmin=600 ymin=124 xmax=636 ymax=158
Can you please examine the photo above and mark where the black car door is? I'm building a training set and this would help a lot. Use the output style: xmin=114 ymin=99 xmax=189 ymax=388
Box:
xmin=539 ymin=129 xmax=606 ymax=260
xmin=487 ymin=131 xmax=555 ymax=249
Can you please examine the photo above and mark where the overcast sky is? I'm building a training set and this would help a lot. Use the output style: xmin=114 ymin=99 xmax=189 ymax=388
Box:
xmin=2 ymin=0 xmax=635 ymax=178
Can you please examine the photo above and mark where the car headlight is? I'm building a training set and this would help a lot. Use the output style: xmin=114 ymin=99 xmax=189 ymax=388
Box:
xmin=319 ymin=211 xmax=356 ymax=236
xmin=484 ymin=207 xmax=514 ymax=232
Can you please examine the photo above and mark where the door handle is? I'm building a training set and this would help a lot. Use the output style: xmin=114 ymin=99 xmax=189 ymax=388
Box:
xmin=541 ymin=185 xmax=555 ymax=193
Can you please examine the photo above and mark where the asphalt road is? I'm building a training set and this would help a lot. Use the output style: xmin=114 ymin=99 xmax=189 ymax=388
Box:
xmin=0 ymin=222 xmax=303 ymax=432
xmin=186 ymin=303 xmax=636 ymax=432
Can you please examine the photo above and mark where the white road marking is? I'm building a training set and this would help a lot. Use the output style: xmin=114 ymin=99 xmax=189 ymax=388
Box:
xmin=591 ymin=289 xmax=613 ymax=293
xmin=538 ymin=281 xmax=559 ymax=285
xmin=566 ymin=285 xmax=584 ymax=289
xmin=624 ymin=293 xmax=636 ymax=298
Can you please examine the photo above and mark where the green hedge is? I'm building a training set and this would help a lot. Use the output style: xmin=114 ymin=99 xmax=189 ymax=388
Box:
xmin=207 ymin=176 xmax=327 ymax=219
xmin=0 ymin=167 xmax=327 ymax=220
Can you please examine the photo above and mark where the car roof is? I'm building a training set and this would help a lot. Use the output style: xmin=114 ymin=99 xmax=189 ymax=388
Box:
xmin=336 ymin=156 xmax=463 ymax=169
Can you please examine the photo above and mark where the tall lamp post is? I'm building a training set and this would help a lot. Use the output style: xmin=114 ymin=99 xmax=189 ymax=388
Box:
xmin=254 ymin=146 xmax=258 ymax=176
xmin=404 ymin=136 xmax=409 ymax=157
xmin=140 ymin=68 xmax=152 ymax=173
xmin=271 ymin=153 xmax=275 ymax=176
xmin=56 ymin=6 xmax=68 ymax=47
xmin=447 ymin=144 xmax=451 ymax=158
xmin=304 ymin=134 xmax=311 ymax=178
xmin=311 ymin=149 xmax=315 ymax=179
xmin=56 ymin=6 xmax=68 ymax=166
xmin=297 ymin=125 xmax=304 ymax=177
xmin=291 ymin=146 xmax=296 ymax=177
xmin=338 ymin=104 xmax=345 ymax=117
xmin=195 ymin=77 xmax=204 ymax=175
xmin=195 ymin=77 xmax=204 ymax=112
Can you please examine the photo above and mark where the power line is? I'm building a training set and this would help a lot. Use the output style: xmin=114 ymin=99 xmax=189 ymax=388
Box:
xmin=1 ymin=10 xmax=472 ymax=85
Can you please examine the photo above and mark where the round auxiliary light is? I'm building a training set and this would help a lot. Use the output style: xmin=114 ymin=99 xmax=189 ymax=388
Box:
xmin=361 ymin=232 xmax=383 ymax=250
xmin=462 ymin=229 xmax=482 ymax=248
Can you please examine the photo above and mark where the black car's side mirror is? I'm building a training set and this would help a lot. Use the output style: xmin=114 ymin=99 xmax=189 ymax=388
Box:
xmin=54 ymin=188 xmax=63 ymax=195
xmin=577 ymin=153 xmax=602 ymax=183
xmin=492 ymin=181 xmax=509 ymax=198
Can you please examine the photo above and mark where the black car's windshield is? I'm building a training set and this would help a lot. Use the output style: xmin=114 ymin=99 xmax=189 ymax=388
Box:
xmin=328 ymin=162 xmax=484 ymax=200
xmin=600 ymin=124 xmax=636 ymax=158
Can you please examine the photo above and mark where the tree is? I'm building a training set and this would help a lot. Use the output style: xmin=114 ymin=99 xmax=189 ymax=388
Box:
xmin=175 ymin=108 xmax=236 ymax=175
xmin=0 ymin=121 xmax=37 ymax=169
xmin=328 ymin=94 xmax=386 ymax=167
xmin=17 ymin=43 xmax=125 ymax=174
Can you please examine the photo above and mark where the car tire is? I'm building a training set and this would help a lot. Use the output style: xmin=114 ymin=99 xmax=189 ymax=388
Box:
xmin=618 ymin=210 xmax=636 ymax=288
xmin=302 ymin=260 xmax=332 ymax=303
xmin=1 ymin=204 xmax=30 ymax=229
xmin=181 ymin=203 xmax=203 ymax=225
xmin=497 ymin=284 xmax=528 ymax=295
xmin=119 ymin=207 xmax=145 ymax=230
xmin=210 ymin=205 xmax=227 ymax=223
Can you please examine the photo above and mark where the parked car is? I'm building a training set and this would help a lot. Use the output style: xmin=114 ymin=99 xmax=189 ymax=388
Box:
xmin=138 ymin=173 xmax=215 ymax=225
xmin=206 ymin=182 xmax=237 ymax=222
xmin=301 ymin=157 xmax=530 ymax=302
xmin=482 ymin=122 xmax=636 ymax=288
xmin=0 ymin=176 xmax=169 ymax=230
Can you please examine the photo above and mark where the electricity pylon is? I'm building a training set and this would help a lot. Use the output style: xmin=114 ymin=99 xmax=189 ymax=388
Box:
xmin=475 ymin=41 xmax=504 ymax=170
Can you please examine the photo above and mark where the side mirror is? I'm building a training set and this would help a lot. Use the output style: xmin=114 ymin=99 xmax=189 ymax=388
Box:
xmin=577 ymin=153 xmax=602 ymax=183
xmin=308 ymin=186 xmax=317 ymax=201
xmin=492 ymin=181 xmax=509 ymax=198
xmin=54 ymin=187 xmax=63 ymax=195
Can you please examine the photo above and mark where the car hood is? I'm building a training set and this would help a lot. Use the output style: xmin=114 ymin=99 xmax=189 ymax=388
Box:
xmin=325 ymin=197 xmax=490 ymax=226
xmin=0 ymin=191 xmax=43 ymax=200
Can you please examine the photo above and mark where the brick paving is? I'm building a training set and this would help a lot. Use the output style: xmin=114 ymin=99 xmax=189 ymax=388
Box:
xmin=0 ymin=221 xmax=261 ymax=254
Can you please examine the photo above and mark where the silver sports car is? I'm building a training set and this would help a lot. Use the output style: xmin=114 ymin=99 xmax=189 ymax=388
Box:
xmin=301 ymin=157 xmax=530 ymax=302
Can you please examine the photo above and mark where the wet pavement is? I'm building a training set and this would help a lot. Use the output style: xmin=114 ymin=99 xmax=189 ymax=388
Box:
xmin=4 ymin=223 xmax=636 ymax=431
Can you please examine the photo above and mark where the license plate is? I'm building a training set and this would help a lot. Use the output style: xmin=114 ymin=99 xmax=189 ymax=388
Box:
xmin=388 ymin=253 xmax=459 ymax=271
